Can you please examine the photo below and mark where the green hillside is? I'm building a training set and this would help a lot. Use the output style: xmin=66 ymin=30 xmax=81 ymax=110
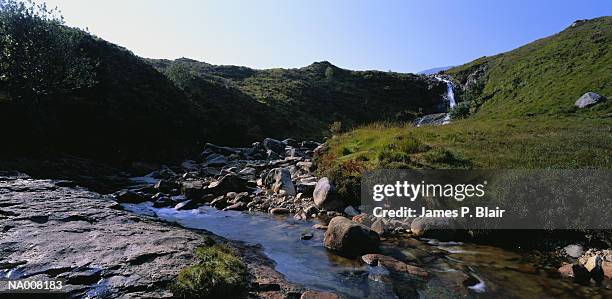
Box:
xmin=319 ymin=17 xmax=612 ymax=201
xmin=444 ymin=16 xmax=612 ymax=118
xmin=149 ymin=58 xmax=446 ymax=139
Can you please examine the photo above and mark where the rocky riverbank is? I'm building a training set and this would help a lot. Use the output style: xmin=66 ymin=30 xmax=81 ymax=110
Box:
xmin=0 ymin=173 xmax=306 ymax=298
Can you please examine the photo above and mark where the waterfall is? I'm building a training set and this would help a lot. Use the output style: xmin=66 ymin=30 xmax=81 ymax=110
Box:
xmin=435 ymin=76 xmax=456 ymax=124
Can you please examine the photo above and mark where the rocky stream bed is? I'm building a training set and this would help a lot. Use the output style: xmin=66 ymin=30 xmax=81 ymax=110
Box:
xmin=1 ymin=138 xmax=611 ymax=298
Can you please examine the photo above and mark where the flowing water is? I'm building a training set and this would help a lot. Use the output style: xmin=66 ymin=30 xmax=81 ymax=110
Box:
xmin=124 ymin=203 xmax=612 ymax=298
xmin=415 ymin=76 xmax=456 ymax=127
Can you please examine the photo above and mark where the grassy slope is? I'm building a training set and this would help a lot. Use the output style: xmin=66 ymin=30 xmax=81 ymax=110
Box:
xmin=149 ymin=59 xmax=447 ymax=139
xmin=321 ymin=17 xmax=612 ymax=185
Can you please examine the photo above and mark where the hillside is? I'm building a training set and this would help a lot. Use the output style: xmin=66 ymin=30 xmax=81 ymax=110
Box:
xmin=443 ymin=16 xmax=612 ymax=118
xmin=149 ymin=58 xmax=446 ymax=139
xmin=0 ymin=3 xmax=446 ymax=165
xmin=318 ymin=17 xmax=612 ymax=200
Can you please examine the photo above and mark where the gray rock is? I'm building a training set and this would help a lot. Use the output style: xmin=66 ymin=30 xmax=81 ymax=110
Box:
xmin=564 ymin=244 xmax=584 ymax=258
xmin=263 ymin=138 xmax=286 ymax=154
xmin=324 ymin=216 xmax=379 ymax=257
xmin=575 ymin=92 xmax=604 ymax=108
xmin=175 ymin=200 xmax=199 ymax=210
xmin=313 ymin=177 xmax=345 ymax=211
xmin=265 ymin=168 xmax=296 ymax=196
xmin=207 ymin=174 xmax=251 ymax=196
xmin=270 ymin=207 xmax=290 ymax=215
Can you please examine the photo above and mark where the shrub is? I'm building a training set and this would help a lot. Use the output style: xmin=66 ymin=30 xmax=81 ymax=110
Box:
xmin=329 ymin=121 xmax=343 ymax=136
xmin=450 ymin=101 xmax=471 ymax=119
xmin=423 ymin=148 xmax=463 ymax=165
xmin=172 ymin=244 xmax=247 ymax=299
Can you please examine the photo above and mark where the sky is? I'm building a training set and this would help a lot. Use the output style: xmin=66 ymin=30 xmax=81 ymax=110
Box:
xmin=35 ymin=0 xmax=612 ymax=73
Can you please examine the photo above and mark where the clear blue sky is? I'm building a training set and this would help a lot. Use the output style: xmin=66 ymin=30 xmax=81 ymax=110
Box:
xmin=37 ymin=0 xmax=611 ymax=72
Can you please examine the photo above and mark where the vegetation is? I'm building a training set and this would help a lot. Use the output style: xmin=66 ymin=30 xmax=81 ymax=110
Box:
xmin=318 ymin=17 xmax=612 ymax=203
xmin=172 ymin=244 xmax=247 ymax=299
xmin=0 ymin=0 xmax=96 ymax=102
xmin=443 ymin=17 xmax=612 ymax=119
xmin=149 ymin=59 xmax=446 ymax=139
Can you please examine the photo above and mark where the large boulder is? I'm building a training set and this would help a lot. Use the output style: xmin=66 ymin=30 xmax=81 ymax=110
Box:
xmin=207 ymin=174 xmax=251 ymax=196
xmin=313 ymin=177 xmax=345 ymax=211
xmin=263 ymin=138 xmax=286 ymax=154
xmin=265 ymin=168 xmax=296 ymax=196
xmin=324 ymin=216 xmax=379 ymax=257
xmin=575 ymin=92 xmax=605 ymax=108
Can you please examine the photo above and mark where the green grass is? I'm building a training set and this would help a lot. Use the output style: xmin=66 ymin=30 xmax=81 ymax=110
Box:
xmin=444 ymin=17 xmax=612 ymax=119
xmin=172 ymin=244 xmax=247 ymax=299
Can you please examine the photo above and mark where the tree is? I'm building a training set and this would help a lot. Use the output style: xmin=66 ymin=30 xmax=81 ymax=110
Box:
xmin=0 ymin=0 xmax=96 ymax=103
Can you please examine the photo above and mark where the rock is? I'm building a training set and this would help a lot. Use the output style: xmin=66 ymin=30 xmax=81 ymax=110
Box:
xmin=564 ymin=244 xmax=584 ymax=258
xmin=205 ymin=153 xmax=228 ymax=167
xmin=154 ymin=179 xmax=178 ymax=194
xmin=313 ymin=178 xmax=345 ymax=211
xmin=152 ymin=197 xmax=174 ymax=208
xmin=575 ymin=92 xmax=605 ymax=108
xmin=210 ymin=196 xmax=230 ymax=209
xmin=304 ymin=205 xmax=319 ymax=217
xmin=300 ymin=291 xmax=338 ymax=299
xmin=223 ymin=202 xmax=246 ymax=211
xmin=588 ymin=256 xmax=604 ymax=283
xmin=371 ymin=218 xmax=385 ymax=236
xmin=324 ymin=216 xmax=379 ymax=257
xmin=113 ymin=190 xmax=146 ymax=203
xmin=300 ymin=141 xmax=321 ymax=150
xmin=207 ymin=174 xmax=251 ymax=196
xmin=559 ymin=263 xmax=590 ymax=283
xmin=361 ymin=254 xmax=428 ymax=277
xmin=603 ymin=261 xmax=612 ymax=279
xmin=343 ymin=206 xmax=359 ymax=217
xmin=174 ymin=200 xmax=199 ymax=210
xmin=296 ymin=182 xmax=317 ymax=197
xmin=283 ymin=138 xmax=299 ymax=147
xmin=296 ymin=161 xmax=314 ymax=173
xmin=238 ymin=167 xmax=256 ymax=176
xmin=410 ymin=217 xmax=456 ymax=239
xmin=263 ymin=138 xmax=286 ymax=154
xmin=270 ymin=208 xmax=290 ymax=215
xmin=181 ymin=180 xmax=208 ymax=201
xmin=301 ymin=233 xmax=314 ymax=240
xmin=266 ymin=168 xmax=296 ymax=196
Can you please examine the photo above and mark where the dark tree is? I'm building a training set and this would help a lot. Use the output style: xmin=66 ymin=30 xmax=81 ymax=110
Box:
xmin=0 ymin=0 xmax=96 ymax=103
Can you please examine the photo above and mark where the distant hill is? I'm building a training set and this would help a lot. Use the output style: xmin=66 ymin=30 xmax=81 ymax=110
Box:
xmin=417 ymin=66 xmax=454 ymax=75
xmin=148 ymin=58 xmax=446 ymax=139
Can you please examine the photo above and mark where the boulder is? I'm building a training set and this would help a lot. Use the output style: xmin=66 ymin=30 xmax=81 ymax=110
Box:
xmin=113 ymin=190 xmax=147 ymax=203
xmin=201 ymin=143 xmax=240 ymax=157
xmin=300 ymin=141 xmax=321 ymax=150
xmin=153 ymin=179 xmax=178 ymax=194
xmin=575 ymin=92 xmax=605 ymax=108
xmin=265 ymin=168 xmax=296 ymax=196
xmin=361 ymin=254 xmax=428 ymax=277
xmin=263 ymin=138 xmax=286 ymax=154
xmin=181 ymin=180 xmax=209 ymax=201
xmin=313 ymin=178 xmax=345 ymax=211
xmin=603 ymin=261 xmax=612 ymax=279
xmin=324 ymin=216 xmax=379 ymax=257
xmin=207 ymin=174 xmax=251 ymax=196
xmin=282 ymin=138 xmax=299 ymax=147
xmin=563 ymin=244 xmax=584 ymax=258
xmin=558 ymin=263 xmax=590 ymax=283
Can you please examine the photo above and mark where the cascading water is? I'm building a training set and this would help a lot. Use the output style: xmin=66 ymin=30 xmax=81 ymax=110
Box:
xmin=414 ymin=76 xmax=456 ymax=127
xmin=435 ymin=76 xmax=456 ymax=124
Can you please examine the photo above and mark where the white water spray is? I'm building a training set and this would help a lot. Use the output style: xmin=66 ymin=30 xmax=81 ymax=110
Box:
xmin=435 ymin=76 xmax=456 ymax=124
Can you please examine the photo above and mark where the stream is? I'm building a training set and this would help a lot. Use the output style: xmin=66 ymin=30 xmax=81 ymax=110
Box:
xmin=124 ymin=203 xmax=611 ymax=299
